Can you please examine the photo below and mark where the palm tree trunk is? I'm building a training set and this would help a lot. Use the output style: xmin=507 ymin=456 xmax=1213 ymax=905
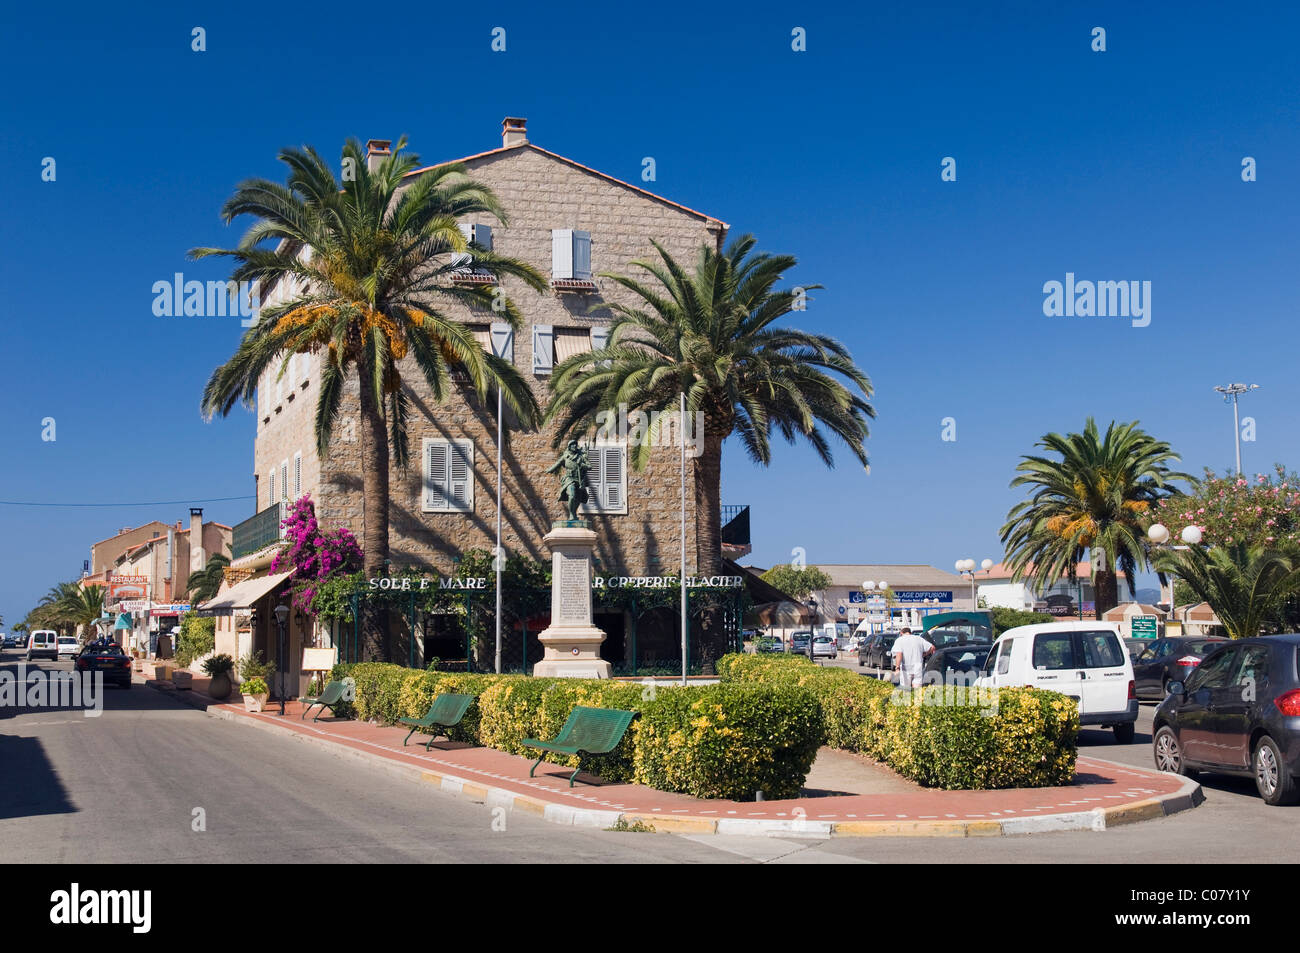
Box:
xmin=357 ymin=373 xmax=391 ymax=661
xmin=1094 ymin=569 xmax=1119 ymax=619
xmin=692 ymin=429 xmax=726 ymax=669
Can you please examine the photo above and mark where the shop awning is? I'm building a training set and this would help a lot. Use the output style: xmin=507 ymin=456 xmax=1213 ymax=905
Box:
xmin=198 ymin=571 xmax=292 ymax=615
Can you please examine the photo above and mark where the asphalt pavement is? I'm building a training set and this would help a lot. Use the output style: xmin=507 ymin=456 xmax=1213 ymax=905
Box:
xmin=3 ymin=649 xmax=1298 ymax=863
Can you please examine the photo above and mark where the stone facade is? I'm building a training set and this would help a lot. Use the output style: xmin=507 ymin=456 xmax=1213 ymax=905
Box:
xmin=253 ymin=123 xmax=727 ymax=577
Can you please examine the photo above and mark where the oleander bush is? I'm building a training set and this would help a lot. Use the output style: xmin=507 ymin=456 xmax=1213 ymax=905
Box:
xmin=718 ymin=652 xmax=1078 ymax=789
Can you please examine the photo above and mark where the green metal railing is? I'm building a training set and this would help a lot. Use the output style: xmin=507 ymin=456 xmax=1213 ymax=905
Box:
xmin=232 ymin=502 xmax=285 ymax=559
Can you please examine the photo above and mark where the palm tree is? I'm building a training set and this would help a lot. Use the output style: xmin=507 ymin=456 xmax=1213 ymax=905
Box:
xmin=195 ymin=137 xmax=549 ymax=592
xmin=1155 ymin=543 xmax=1300 ymax=639
xmin=1000 ymin=418 xmax=1191 ymax=618
xmin=546 ymin=235 xmax=873 ymax=660
xmin=187 ymin=552 xmax=231 ymax=603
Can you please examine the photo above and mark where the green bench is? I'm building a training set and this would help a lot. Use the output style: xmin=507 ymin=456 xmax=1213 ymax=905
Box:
xmin=523 ymin=706 xmax=637 ymax=787
xmin=299 ymin=680 xmax=347 ymax=721
xmin=398 ymin=693 xmax=475 ymax=750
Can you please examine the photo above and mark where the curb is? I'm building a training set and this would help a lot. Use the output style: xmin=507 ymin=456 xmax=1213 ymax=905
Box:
xmin=148 ymin=680 xmax=1204 ymax=837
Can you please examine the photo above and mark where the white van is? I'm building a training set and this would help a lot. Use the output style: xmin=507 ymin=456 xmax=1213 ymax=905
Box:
xmin=976 ymin=621 xmax=1138 ymax=743
xmin=26 ymin=629 xmax=60 ymax=661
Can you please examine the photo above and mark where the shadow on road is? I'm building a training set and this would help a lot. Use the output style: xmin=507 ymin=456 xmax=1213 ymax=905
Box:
xmin=0 ymin=734 xmax=77 ymax=820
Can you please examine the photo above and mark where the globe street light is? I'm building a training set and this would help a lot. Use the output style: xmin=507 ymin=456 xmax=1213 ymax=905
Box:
xmin=956 ymin=559 xmax=988 ymax=608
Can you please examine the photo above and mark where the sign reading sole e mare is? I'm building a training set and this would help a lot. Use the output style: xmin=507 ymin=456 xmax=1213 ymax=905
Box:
xmin=368 ymin=574 xmax=745 ymax=591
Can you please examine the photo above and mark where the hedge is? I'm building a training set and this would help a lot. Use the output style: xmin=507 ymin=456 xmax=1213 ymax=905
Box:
xmin=717 ymin=652 xmax=1078 ymax=789
xmin=326 ymin=661 xmax=823 ymax=800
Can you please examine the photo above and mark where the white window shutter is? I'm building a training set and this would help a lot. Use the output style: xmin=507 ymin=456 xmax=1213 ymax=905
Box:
xmin=590 ymin=325 xmax=609 ymax=351
xmin=268 ymin=471 xmax=276 ymax=508
xmin=552 ymin=229 xmax=574 ymax=279
xmin=582 ymin=444 xmax=603 ymax=511
xmin=294 ymin=453 xmax=302 ymax=498
xmin=490 ymin=322 xmax=514 ymax=362
xmin=603 ymin=446 xmax=624 ymax=509
xmin=450 ymin=440 xmax=473 ymax=511
xmin=281 ymin=461 xmax=289 ymax=502
xmin=425 ymin=440 xmax=448 ymax=511
xmin=532 ymin=324 xmax=553 ymax=375
xmin=573 ymin=231 xmax=592 ymax=280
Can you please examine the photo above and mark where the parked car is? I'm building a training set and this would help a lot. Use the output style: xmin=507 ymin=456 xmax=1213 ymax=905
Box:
xmin=25 ymin=630 xmax=60 ymax=661
xmin=2 ymin=633 xmax=23 ymax=648
xmin=812 ymin=634 xmax=837 ymax=659
xmin=75 ymin=641 xmax=133 ymax=688
xmin=1153 ymin=634 xmax=1300 ymax=805
xmin=924 ymin=643 xmax=993 ymax=683
xmin=977 ymin=621 xmax=1138 ymax=742
xmin=57 ymin=635 xmax=80 ymax=659
xmin=1131 ymin=636 xmax=1229 ymax=699
xmin=755 ymin=635 xmax=785 ymax=654
xmin=858 ymin=632 xmax=900 ymax=670
xmin=790 ymin=631 xmax=812 ymax=655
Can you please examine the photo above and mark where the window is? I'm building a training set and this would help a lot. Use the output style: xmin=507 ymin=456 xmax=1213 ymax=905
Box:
xmin=1079 ymin=631 xmax=1124 ymax=668
xmin=551 ymin=229 xmax=592 ymax=280
xmin=1231 ymin=645 xmax=1271 ymax=690
xmin=293 ymin=452 xmax=302 ymax=498
xmin=580 ymin=443 xmax=626 ymax=514
xmin=1032 ymin=633 xmax=1076 ymax=670
xmin=1186 ymin=646 xmax=1238 ymax=692
xmin=280 ymin=460 xmax=289 ymax=502
xmin=268 ymin=470 xmax=276 ymax=507
xmin=996 ymin=639 xmax=1015 ymax=675
xmin=423 ymin=438 xmax=474 ymax=513
xmin=453 ymin=223 xmax=493 ymax=269
xmin=554 ymin=328 xmax=590 ymax=362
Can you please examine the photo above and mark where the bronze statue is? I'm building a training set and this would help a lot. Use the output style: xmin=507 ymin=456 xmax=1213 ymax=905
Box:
xmin=546 ymin=440 xmax=589 ymax=522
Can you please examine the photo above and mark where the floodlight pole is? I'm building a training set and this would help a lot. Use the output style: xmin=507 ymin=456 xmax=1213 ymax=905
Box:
xmin=1213 ymin=382 xmax=1259 ymax=476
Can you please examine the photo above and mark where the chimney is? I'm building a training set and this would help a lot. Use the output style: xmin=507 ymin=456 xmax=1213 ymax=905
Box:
xmin=365 ymin=139 xmax=391 ymax=172
xmin=190 ymin=508 xmax=204 ymax=573
xmin=501 ymin=117 xmax=527 ymax=148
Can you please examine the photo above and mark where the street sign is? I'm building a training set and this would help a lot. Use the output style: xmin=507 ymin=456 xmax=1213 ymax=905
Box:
xmin=1131 ymin=615 xmax=1159 ymax=639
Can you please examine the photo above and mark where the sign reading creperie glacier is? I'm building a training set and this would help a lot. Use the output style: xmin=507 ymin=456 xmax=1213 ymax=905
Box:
xmin=368 ymin=574 xmax=745 ymax=591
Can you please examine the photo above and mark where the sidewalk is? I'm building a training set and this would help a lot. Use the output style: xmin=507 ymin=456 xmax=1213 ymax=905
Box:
xmin=145 ymin=675 xmax=1203 ymax=837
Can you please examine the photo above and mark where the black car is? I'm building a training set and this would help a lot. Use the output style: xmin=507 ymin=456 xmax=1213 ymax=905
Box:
xmin=858 ymin=632 xmax=899 ymax=670
xmin=1153 ymin=634 xmax=1300 ymax=805
xmin=923 ymin=643 xmax=992 ymax=683
xmin=1131 ymin=636 xmax=1229 ymax=699
xmin=74 ymin=642 xmax=133 ymax=688
xmin=2 ymin=633 xmax=23 ymax=648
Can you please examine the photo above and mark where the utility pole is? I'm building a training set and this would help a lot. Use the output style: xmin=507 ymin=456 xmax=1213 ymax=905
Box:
xmin=1213 ymin=383 xmax=1259 ymax=476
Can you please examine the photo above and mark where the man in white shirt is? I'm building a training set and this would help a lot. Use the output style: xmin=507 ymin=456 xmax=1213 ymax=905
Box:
xmin=891 ymin=627 xmax=935 ymax=689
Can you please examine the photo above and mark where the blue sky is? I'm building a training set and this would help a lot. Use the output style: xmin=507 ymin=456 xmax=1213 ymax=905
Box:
xmin=1 ymin=0 xmax=1297 ymax=625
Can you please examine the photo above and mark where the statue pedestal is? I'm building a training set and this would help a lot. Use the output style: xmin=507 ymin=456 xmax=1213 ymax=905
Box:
xmin=532 ymin=523 xmax=612 ymax=679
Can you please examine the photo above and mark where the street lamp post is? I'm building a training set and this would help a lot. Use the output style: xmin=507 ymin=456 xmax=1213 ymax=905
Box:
xmin=806 ymin=597 xmax=818 ymax=661
xmin=1147 ymin=523 xmax=1204 ymax=626
xmin=862 ymin=579 xmax=888 ymax=632
xmin=1214 ymin=383 xmax=1259 ymax=476
xmin=273 ymin=602 xmax=290 ymax=716
xmin=956 ymin=559 xmax=992 ymax=609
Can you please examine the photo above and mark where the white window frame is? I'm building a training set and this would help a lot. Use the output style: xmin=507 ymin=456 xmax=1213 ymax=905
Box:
xmin=579 ymin=442 xmax=627 ymax=515
xmin=422 ymin=437 xmax=474 ymax=513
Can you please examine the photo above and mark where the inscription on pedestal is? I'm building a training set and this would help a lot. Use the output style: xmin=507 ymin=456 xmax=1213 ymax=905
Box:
xmin=557 ymin=555 xmax=590 ymax=624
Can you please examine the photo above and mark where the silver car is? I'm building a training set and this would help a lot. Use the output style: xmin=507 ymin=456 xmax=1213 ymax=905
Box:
xmin=812 ymin=634 xmax=838 ymax=659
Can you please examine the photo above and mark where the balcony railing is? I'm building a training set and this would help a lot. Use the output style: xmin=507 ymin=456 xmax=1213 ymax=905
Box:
xmin=720 ymin=504 xmax=750 ymax=557
xmin=232 ymin=502 xmax=286 ymax=559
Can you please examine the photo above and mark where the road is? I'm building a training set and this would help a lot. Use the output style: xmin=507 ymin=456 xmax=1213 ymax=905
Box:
xmin=2 ymin=649 xmax=1298 ymax=863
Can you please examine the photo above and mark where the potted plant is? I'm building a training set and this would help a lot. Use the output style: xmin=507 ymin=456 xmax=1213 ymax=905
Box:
xmin=240 ymin=677 xmax=269 ymax=712
xmin=202 ymin=653 xmax=235 ymax=701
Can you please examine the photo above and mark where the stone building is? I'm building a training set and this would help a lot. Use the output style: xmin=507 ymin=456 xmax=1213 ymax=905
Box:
xmin=221 ymin=118 xmax=744 ymax=681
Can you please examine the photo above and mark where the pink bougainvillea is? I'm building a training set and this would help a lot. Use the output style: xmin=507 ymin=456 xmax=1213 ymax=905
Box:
xmin=270 ymin=496 xmax=363 ymax=612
